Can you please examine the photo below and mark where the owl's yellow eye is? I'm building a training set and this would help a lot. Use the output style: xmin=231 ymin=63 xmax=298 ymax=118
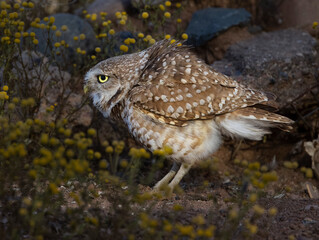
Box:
xmin=97 ymin=75 xmax=109 ymax=83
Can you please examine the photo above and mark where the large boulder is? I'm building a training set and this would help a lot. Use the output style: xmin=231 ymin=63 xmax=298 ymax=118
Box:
xmin=212 ymin=28 xmax=318 ymax=108
xmin=186 ymin=8 xmax=251 ymax=46
xmin=27 ymin=13 xmax=97 ymax=65
xmin=11 ymin=50 xmax=92 ymax=127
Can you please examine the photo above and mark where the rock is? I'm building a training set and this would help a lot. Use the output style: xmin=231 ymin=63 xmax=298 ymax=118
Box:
xmin=11 ymin=50 xmax=92 ymax=127
xmin=75 ymin=0 xmax=131 ymax=19
xmin=11 ymin=50 xmax=70 ymax=97
xmin=212 ymin=28 xmax=318 ymax=108
xmin=199 ymin=26 xmax=253 ymax=64
xmin=27 ymin=13 xmax=96 ymax=65
xmin=186 ymin=8 xmax=251 ymax=46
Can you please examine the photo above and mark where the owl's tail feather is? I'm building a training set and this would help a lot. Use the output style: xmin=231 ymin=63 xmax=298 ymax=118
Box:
xmin=216 ymin=107 xmax=294 ymax=141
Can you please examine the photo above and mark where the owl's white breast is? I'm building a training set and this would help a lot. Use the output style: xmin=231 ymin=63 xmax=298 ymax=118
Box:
xmin=122 ymin=102 xmax=222 ymax=165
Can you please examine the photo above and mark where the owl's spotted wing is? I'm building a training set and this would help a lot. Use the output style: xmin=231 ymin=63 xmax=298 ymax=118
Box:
xmin=130 ymin=41 xmax=268 ymax=126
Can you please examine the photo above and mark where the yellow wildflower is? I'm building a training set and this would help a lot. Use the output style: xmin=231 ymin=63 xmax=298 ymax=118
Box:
xmin=120 ymin=160 xmax=128 ymax=168
xmin=253 ymin=205 xmax=265 ymax=215
xmin=124 ymin=38 xmax=131 ymax=45
xmin=164 ymin=12 xmax=171 ymax=18
xmin=138 ymin=32 xmax=144 ymax=38
xmin=165 ymin=1 xmax=171 ymax=7
xmin=149 ymin=38 xmax=155 ymax=44
xmin=49 ymin=183 xmax=59 ymax=194
xmin=115 ymin=11 xmax=121 ymax=19
xmin=159 ymin=4 xmax=165 ymax=11
xmin=55 ymin=30 xmax=61 ymax=37
xmin=95 ymin=47 xmax=101 ymax=53
xmin=181 ymin=33 xmax=188 ymax=40
xmin=249 ymin=193 xmax=258 ymax=202
xmin=120 ymin=44 xmax=128 ymax=52
xmin=87 ymin=128 xmax=96 ymax=136
xmin=129 ymin=38 xmax=136 ymax=44
xmin=142 ymin=12 xmax=149 ymax=19
xmin=268 ymin=207 xmax=278 ymax=216
xmin=61 ymin=25 xmax=68 ymax=31
xmin=100 ymin=12 xmax=107 ymax=17
xmin=99 ymin=159 xmax=108 ymax=169
xmin=176 ymin=224 xmax=194 ymax=237
xmin=99 ymin=33 xmax=107 ymax=38
xmin=91 ymin=13 xmax=97 ymax=21
xmin=94 ymin=152 xmax=101 ymax=159
xmin=79 ymin=33 xmax=86 ymax=40
xmin=49 ymin=16 xmax=55 ymax=24
xmin=306 ymin=168 xmax=313 ymax=178
xmin=106 ymin=146 xmax=113 ymax=153
xmin=19 ymin=208 xmax=27 ymax=216
xmin=109 ymin=29 xmax=115 ymax=35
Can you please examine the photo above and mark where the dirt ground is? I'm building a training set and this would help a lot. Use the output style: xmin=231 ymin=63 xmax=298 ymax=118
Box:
xmin=67 ymin=133 xmax=319 ymax=239
xmin=148 ymin=134 xmax=319 ymax=239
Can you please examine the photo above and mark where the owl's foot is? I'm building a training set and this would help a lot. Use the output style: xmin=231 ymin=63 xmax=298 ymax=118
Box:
xmin=152 ymin=162 xmax=179 ymax=191
xmin=151 ymin=162 xmax=193 ymax=196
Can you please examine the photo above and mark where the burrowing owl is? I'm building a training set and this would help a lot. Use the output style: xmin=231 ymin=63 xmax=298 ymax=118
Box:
xmin=84 ymin=40 xmax=293 ymax=192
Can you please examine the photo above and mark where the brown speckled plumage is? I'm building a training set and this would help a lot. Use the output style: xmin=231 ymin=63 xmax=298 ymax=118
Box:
xmin=84 ymin=40 xmax=293 ymax=193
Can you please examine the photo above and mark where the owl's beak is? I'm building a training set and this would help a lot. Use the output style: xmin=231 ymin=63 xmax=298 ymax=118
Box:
xmin=83 ymin=85 xmax=89 ymax=94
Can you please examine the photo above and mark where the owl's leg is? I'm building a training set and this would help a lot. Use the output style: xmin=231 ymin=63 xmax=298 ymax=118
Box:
xmin=152 ymin=162 xmax=179 ymax=191
xmin=168 ymin=162 xmax=193 ymax=191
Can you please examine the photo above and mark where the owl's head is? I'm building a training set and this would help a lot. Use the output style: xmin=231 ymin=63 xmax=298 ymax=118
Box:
xmin=84 ymin=49 xmax=150 ymax=118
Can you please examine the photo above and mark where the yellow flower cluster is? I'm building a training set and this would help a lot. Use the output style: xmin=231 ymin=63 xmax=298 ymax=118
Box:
xmin=143 ymin=34 xmax=155 ymax=44
xmin=120 ymin=44 xmax=128 ymax=52
xmin=128 ymin=147 xmax=150 ymax=159
xmin=153 ymin=145 xmax=173 ymax=156
xmin=115 ymin=11 xmax=127 ymax=25
xmin=0 ymin=85 xmax=9 ymax=100
xmin=245 ymin=220 xmax=258 ymax=235
xmin=124 ymin=37 xmax=136 ymax=45
xmin=176 ymin=224 xmax=195 ymax=238
xmin=138 ymin=212 xmax=158 ymax=234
